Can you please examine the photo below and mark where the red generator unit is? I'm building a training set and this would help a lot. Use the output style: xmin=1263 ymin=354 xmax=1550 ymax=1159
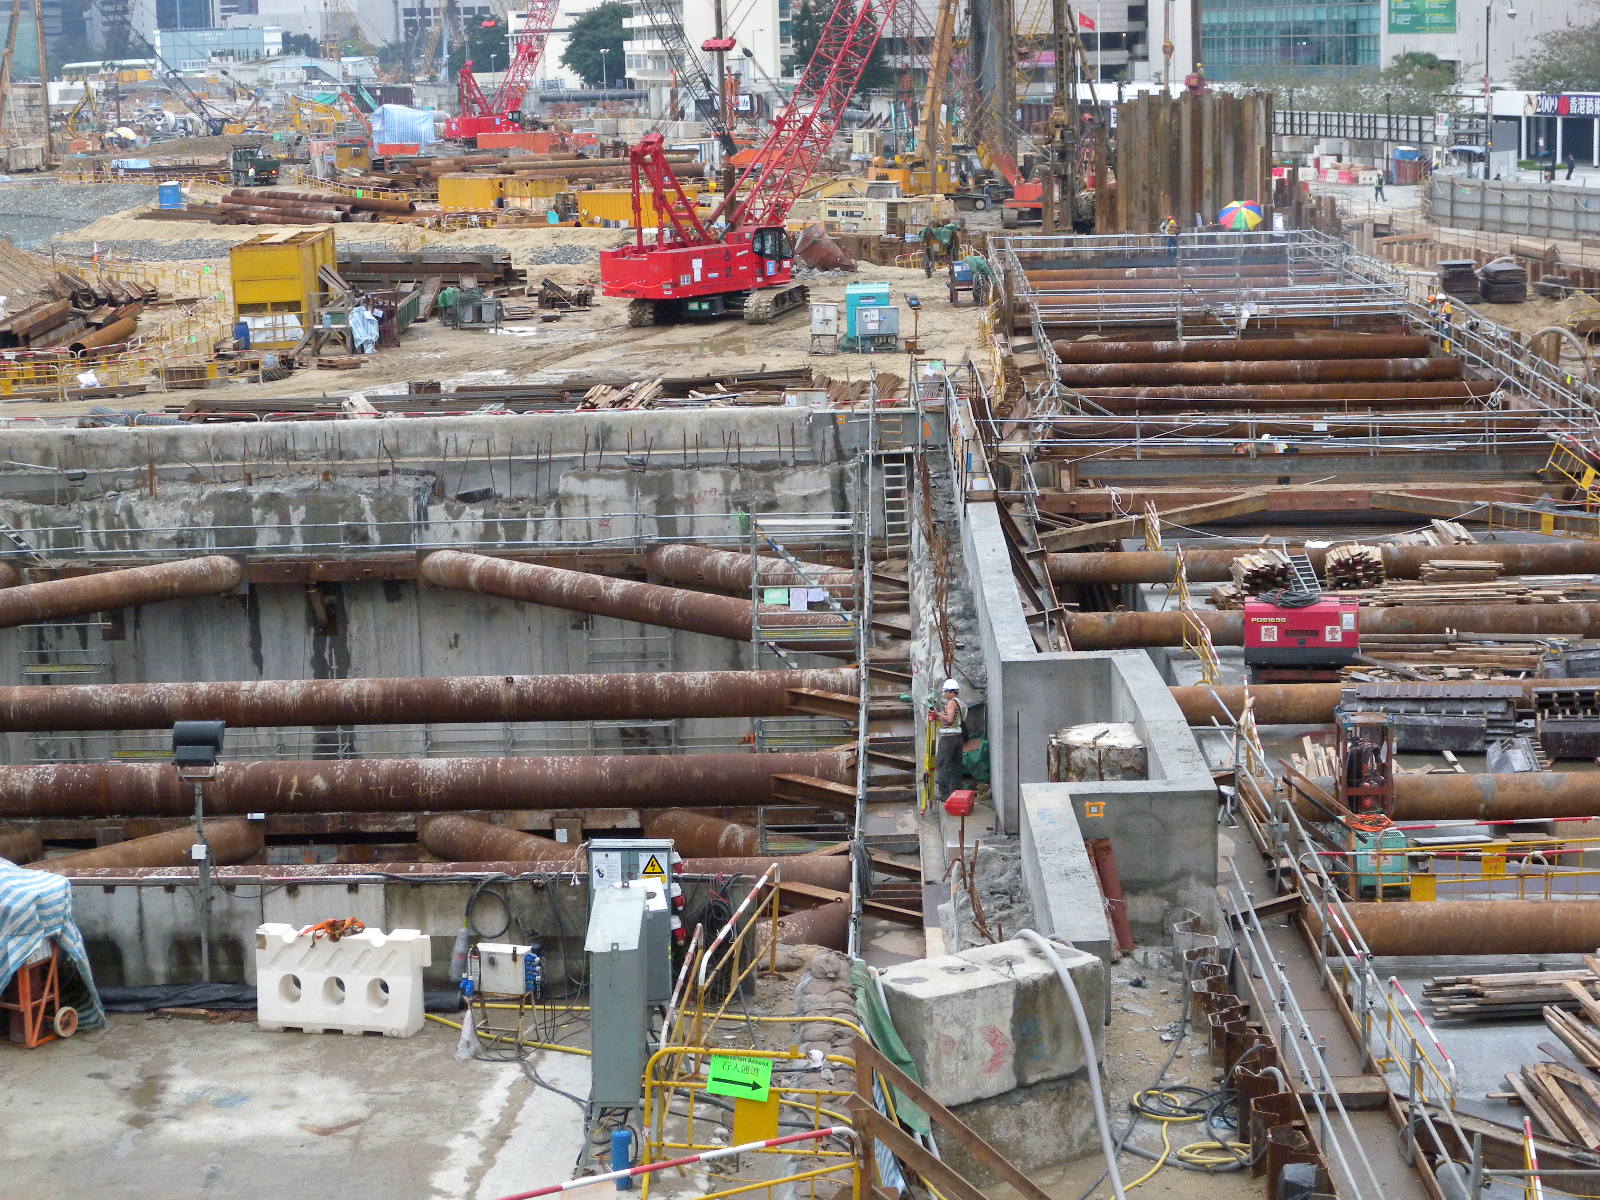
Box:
xmin=1243 ymin=598 xmax=1360 ymax=680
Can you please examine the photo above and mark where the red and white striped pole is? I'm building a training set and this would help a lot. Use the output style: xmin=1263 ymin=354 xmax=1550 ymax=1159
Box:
xmin=488 ymin=1126 xmax=853 ymax=1200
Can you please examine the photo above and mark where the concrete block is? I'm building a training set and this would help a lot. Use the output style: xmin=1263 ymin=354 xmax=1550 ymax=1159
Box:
xmin=879 ymin=954 xmax=1017 ymax=1106
xmin=943 ymin=1069 xmax=1099 ymax=1186
xmin=255 ymin=922 xmax=431 ymax=1037
xmin=959 ymin=939 xmax=1104 ymax=1085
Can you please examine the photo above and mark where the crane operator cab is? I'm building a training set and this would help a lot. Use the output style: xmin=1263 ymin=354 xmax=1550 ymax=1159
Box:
xmin=749 ymin=227 xmax=795 ymax=279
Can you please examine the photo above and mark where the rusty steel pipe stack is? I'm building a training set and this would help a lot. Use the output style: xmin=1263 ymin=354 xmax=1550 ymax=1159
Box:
xmin=1067 ymin=602 xmax=1600 ymax=650
xmin=1068 ymin=381 xmax=1496 ymax=401
xmin=1342 ymin=901 xmax=1600 ymax=957
xmin=0 ymin=751 xmax=853 ymax=818
xmin=28 ymin=819 xmax=263 ymax=873
xmin=1049 ymin=542 xmax=1600 ymax=586
xmin=1057 ymin=357 xmax=1461 ymax=388
xmin=0 ymin=556 xmax=242 ymax=630
xmin=419 ymin=550 xmax=848 ymax=642
xmin=1035 ymin=414 xmax=1539 ymax=440
xmin=642 ymin=544 xmax=857 ymax=594
xmin=642 ymin=809 xmax=760 ymax=857
xmin=1052 ymin=335 xmax=1432 ymax=364
xmin=0 ymin=666 xmax=857 ymax=731
xmin=249 ymin=188 xmax=417 ymax=215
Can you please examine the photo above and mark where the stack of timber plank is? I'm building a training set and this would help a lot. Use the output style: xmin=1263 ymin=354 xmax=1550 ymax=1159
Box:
xmin=1427 ymin=968 xmax=1600 ymax=1021
xmin=1324 ymin=544 xmax=1386 ymax=590
xmin=1228 ymin=549 xmax=1293 ymax=595
xmin=1454 ymin=961 xmax=1600 ymax=1149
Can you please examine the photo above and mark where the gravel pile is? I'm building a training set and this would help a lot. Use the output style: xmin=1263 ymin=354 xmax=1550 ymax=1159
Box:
xmin=0 ymin=184 xmax=159 ymax=248
xmin=51 ymin=236 xmax=240 ymax=262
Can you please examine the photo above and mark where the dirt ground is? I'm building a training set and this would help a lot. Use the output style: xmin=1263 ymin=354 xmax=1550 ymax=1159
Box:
xmin=17 ymin=204 xmax=981 ymax=416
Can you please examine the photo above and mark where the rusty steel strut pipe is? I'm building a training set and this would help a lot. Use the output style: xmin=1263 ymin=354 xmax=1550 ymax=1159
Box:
xmin=419 ymin=550 xmax=847 ymax=642
xmin=46 ymin=856 xmax=857 ymax=887
xmin=0 ymin=751 xmax=854 ymax=818
xmin=1050 ymin=543 xmax=1600 ymax=586
xmin=0 ymin=556 xmax=243 ymax=629
xmin=642 ymin=545 xmax=857 ymax=594
xmin=419 ymin=815 xmax=569 ymax=862
xmin=1068 ymin=381 xmax=1497 ymax=401
xmin=1342 ymin=901 xmax=1600 ymax=957
xmin=1067 ymin=603 xmax=1600 ymax=650
xmin=29 ymin=819 xmax=262 ymax=872
xmin=1169 ymin=679 xmax=1600 ymax=727
xmin=1057 ymin=357 xmax=1460 ymax=387
xmin=1052 ymin=335 xmax=1432 ymax=364
xmin=1299 ymin=772 xmax=1600 ymax=823
xmin=0 ymin=667 xmax=858 ymax=731
xmin=774 ymin=900 xmax=850 ymax=950
xmin=642 ymin=809 xmax=760 ymax=857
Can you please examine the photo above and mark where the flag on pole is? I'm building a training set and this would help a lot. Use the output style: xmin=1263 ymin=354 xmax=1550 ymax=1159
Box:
xmin=1078 ymin=11 xmax=1097 ymax=29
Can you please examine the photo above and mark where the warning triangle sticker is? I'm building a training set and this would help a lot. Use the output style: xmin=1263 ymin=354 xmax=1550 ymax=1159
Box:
xmin=640 ymin=854 xmax=666 ymax=878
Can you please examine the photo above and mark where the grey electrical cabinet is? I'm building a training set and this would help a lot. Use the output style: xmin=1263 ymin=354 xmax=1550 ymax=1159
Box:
xmin=631 ymin=882 xmax=673 ymax=1005
xmin=586 ymin=886 xmax=650 ymax=1110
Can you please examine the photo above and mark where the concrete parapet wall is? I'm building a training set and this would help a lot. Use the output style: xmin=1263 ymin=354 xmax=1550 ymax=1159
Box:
xmin=1019 ymin=783 xmax=1113 ymax=964
xmin=962 ymin=501 xmax=1218 ymax=937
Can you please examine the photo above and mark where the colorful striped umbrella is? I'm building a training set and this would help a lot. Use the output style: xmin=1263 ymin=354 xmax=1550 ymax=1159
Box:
xmin=1219 ymin=200 xmax=1265 ymax=230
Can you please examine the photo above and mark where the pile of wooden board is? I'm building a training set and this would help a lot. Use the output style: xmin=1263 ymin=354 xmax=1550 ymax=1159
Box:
xmin=576 ymin=378 xmax=663 ymax=410
xmin=1228 ymin=549 xmax=1292 ymax=594
xmin=1324 ymin=544 xmax=1385 ymax=590
xmin=1458 ymin=962 xmax=1600 ymax=1149
xmin=1427 ymin=967 xmax=1600 ymax=1021
xmin=1212 ymin=579 xmax=1576 ymax=610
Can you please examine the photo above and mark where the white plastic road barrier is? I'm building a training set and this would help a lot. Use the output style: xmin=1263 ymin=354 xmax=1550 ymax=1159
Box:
xmin=255 ymin=922 xmax=431 ymax=1037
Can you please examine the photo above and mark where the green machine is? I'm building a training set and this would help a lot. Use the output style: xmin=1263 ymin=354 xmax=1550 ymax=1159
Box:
xmin=1329 ymin=710 xmax=1412 ymax=899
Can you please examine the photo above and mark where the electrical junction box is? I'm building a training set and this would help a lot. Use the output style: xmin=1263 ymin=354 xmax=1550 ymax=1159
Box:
xmin=810 ymin=302 xmax=840 ymax=337
xmin=588 ymin=838 xmax=676 ymax=894
xmin=473 ymin=942 xmax=542 ymax=997
xmin=854 ymin=304 xmax=900 ymax=337
xmin=586 ymin=886 xmax=650 ymax=1110
xmin=1243 ymin=598 xmax=1359 ymax=666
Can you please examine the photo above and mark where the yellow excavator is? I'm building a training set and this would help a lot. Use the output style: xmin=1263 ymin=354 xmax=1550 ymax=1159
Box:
xmin=64 ymin=80 xmax=100 ymax=136
xmin=868 ymin=0 xmax=960 ymax=194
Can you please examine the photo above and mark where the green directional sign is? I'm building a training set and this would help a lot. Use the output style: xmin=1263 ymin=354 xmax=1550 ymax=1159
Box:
xmin=706 ymin=1055 xmax=774 ymax=1103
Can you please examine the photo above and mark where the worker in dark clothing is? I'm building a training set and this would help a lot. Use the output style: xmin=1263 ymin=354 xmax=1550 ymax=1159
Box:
xmin=1373 ymin=169 xmax=1387 ymax=202
xmin=932 ymin=678 xmax=967 ymax=804
xmin=1567 ymin=151 xmax=1578 ymax=180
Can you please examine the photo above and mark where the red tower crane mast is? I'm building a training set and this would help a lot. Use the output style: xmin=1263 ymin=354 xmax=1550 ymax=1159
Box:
xmin=599 ymin=0 xmax=899 ymax=326
xmin=446 ymin=0 xmax=562 ymax=140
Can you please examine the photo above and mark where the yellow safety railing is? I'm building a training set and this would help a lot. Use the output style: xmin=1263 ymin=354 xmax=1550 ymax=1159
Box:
xmin=1541 ymin=436 xmax=1600 ymax=508
xmin=1348 ymin=832 xmax=1600 ymax=903
xmin=640 ymin=1046 xmax=858 ymax=1198
xmin=1174 ymin=547 xmax=1221 ymax=685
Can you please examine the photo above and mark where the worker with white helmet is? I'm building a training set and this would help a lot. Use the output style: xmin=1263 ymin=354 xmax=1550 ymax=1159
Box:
xmin=931 ymin=678 xmax=967 ymax=804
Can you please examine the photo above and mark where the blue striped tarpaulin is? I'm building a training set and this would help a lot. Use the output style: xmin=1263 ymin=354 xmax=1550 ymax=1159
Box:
xmin=0 ymin=858 xmax=104 ymax=1029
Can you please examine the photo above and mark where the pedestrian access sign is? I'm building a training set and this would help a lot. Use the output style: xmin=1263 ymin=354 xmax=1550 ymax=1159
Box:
xmin=706 ymin=1055 xmax=774 ymax=1103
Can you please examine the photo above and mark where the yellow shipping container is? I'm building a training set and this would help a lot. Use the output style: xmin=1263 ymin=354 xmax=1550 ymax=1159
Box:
xmin=438 ymin=173 xmax=506 ymax=211
xmin=578 ymin=186 xmax=698 ymax=227
xmin=504 ymin=177 xmax=568 ymax=209
xmin=230 ymin=228 xmax=336 ymax=350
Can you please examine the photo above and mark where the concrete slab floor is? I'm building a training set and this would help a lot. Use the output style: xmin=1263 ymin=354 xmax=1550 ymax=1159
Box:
xmin=0 ymin=1015 xmax=589 ymax=1200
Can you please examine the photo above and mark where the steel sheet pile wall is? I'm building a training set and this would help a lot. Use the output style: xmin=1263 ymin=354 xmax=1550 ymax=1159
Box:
xmin=1110 ymin=91 xmax=1274 ymax=235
